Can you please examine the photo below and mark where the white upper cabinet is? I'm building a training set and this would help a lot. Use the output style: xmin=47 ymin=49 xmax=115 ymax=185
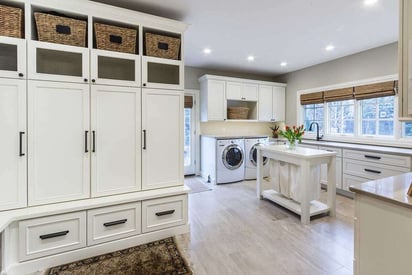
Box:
xmin=90 ymin=49 xmax=141 ymax=87
xmin=28 ymin=41 xmax=89 ymax=84
xmin=28 ymin=81 xmax=90 ymax=206
xmin=90 ymin=85 xmax=141 ymax=197
xmin=0 ymin=37 xmax=26 ymax=79
xmin=200 ymin=78 xmax=226 ymax=121
xmin=226 ymin=81 xmax=258 ymax=101
xmin=258 ymin=85 xmax=286 ymax=122
xmin=141 ymin=56 xmax=184 ymax=90
xmin=399 ymin=0 xmax=412 ymax=119
xmin=0 ymin=78 xmax=27 ymax=211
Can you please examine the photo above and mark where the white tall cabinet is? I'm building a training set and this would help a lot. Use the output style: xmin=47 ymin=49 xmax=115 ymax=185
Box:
xmin=0 ymin=1 xmax=188 ymax=274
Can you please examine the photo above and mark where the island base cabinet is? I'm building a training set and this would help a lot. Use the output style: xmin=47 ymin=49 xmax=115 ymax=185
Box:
xmin=141 ymin=89 xmax=184 ymax=190
xmin=354 ymin=194 xmax=412 ymax=275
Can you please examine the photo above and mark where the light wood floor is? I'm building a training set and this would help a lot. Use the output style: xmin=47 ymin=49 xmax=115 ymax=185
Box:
xmin=176 ymin=178 xmax=354 ymax=275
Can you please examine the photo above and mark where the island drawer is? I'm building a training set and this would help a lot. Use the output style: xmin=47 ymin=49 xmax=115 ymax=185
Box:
xmin=319 ymin=146 xmax=342 ymax=157
xmin=87 ymin=202 xmax=141 ymax=246
xmin=343 ymin=149 xmax=411 ymax=168
xmin=19 ymin=212 xmax=86 ymax=261
xmin=142 ymin=194 xmax=187 ymax=233
xmin=343 ymin=159 xmax=410 ymax=181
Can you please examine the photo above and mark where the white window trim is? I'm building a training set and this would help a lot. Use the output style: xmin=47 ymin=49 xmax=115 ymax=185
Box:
xmin=296 ymin=74 xmax=412 ymax=147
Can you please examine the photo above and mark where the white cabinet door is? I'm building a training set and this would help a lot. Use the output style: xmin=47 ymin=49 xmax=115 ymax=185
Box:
xmin=91 ymin=85 xmax=141 ymax=197
xmin=200 ymin=79 xmax=226 ymax=121
xmin=226 ymin=82 xmax=242 ymax=100
xmin=28 ymin=81 xmax=90 ymax=206
xmin=0 ymin=78 xmax=27 ymax=211
xmin=0 ymin=36 xmax=26 ymax=79
xmin=272 ymin=86 xmax=285 ymax=122
xmin=142 ymin=89 xmax=183 ymax=190
xmin=258 ymin=85 xmax=273 ymax=121
xmin=243 ymin=83 xmax=258 ymax=101
xmin=321 ymin=158 xmax=342 ymax=189
xmin=141 ymin=56 xmax=183 ymax=90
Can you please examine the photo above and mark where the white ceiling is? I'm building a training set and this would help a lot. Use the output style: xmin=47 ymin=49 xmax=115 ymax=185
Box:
xmin=92 ymin=0 xmax=399 ymax=76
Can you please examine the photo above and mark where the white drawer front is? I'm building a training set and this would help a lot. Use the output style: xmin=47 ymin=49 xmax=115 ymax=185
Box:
xmin=343 ymin=159 xmax=410 ymax=181
xmin=142 ymin=195 xmax=187 ymax=233
xmin=343 ymin=149 xmax=411 ymax=168
xmin=342 ymin=174 xmax=370 ymax=191
xmin=319 ymin=146 xmax=342 ymax=157
xmin=19 ymin=212 xmax=86 ymax=261
xmin=87 ymin=202 xmax=141 ymax=246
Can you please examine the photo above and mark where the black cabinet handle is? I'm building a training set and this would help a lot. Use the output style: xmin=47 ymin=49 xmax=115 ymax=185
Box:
xmin=364 ymin=168 xmax=381 ymax=174
xmin=92 ymin=131 xmax=96 ymax=152
xmin=84 ymin=78 xmax=88 ymax=83
xmin=92 ymin=79 xmax=96 ymax=83
xmin=103 ymin=219 xmax=127 ymax=227
xmin=143 ymin=130 xmax=147 ymax=150
xmin=364 ymin=155 xmax=381 ymax=160
xmin=19 ymin=131 xmax=25 ymax=156
xmin=39 ymin=230 xmax=69 ymax=240
xmin=155 ymin=210 xmax=175 ymax=216
xmin=18 ymin=73 xmax=24 ymax=77
xmin=85 ymin=131 xmax=89 ymax=153
xmin=143 ymin=83 xmax=146 ymax=87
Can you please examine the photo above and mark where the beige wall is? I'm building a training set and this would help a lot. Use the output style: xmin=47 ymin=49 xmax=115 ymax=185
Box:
xmin=185 ymin=66 xmax=278 ymax=136
xmin=275 ymin=42 xmax=398 ymax=124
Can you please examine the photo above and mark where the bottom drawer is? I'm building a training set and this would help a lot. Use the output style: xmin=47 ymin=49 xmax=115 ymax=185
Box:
xmin=142 ymin=194 xmax=187 ymax=233
xmin=87 ymin=202 xmax=141 ymax=246
xmin=19 ymin=212 xmax=86 ymax=261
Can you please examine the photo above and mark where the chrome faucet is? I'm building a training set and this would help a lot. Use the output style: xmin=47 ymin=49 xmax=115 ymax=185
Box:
xmin=309 ymin=122 xmax=323 ymax=141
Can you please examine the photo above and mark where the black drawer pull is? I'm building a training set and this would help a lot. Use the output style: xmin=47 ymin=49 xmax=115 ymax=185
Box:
xmin=85 ymin=130 xmax=89 ymax=153
xmin=19 ymin=131 xmax=25 ymax=156
xmin=158 ymin=42 xmax=169 ymax=50
xmin=103 ymin=219 xmax=128 ymax=227
xmin=143 ymin=130 xmax=147 ymax=150
xmin=364 ymin=168 xmax=381 ymax=174
xmin=92 ymin=130 xmax=96 ymax=152
xmin=364 ymin=155 xmax=381 ymax=160
xmin=56 ymin=25 xmax=71 ymax=35
xmin=109 ymin=35 xmax=122 ymax=44
xmin=39 ymin=230 xmax=69 ymax=240
xmin=155 ymin=210 xmax=175 ymax=216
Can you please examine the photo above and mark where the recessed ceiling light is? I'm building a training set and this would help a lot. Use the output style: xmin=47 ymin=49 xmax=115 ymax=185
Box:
xmin=203 ymin=48 xmax=211 ymax=54
xmin=325 ymin=44 xmax=335 ymax=51
xmin=247 ymin=55 xmax=255 ymax=61
xmin=280 ymin=62 xmax=287 ymax=67
xmin=364 ymin=0 xmax=378 ymax=6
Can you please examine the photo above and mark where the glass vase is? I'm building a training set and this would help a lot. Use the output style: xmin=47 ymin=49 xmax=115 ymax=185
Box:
xmin=286 ymin=140 xmax=296 ymax=150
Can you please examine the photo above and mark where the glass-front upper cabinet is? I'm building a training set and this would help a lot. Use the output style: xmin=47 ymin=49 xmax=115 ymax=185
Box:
xmin=91 ymin=49 xmax=141 ymax=87
xmin=0 ymin=36 xmax=26 ymax=79
xmin=141 ymin=56 xmax=183 ymax=90
xmin=27 ymin=41 xmax=89 ymax=83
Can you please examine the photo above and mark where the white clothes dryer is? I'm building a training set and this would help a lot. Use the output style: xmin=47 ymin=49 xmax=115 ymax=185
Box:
xmin=244 ymin=137 xmax=270 ymax=180
xmin=216 ymin=139 xmax=245 ymax=184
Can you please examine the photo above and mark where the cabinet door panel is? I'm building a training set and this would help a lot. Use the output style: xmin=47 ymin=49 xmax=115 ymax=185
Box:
xmin=226 ymin=82 xmax=242 ymax=100
xmin=272 ymin=86 xmax=285 ymax=121
xmin=28 ymin=81 xmax=90 ymax=205
xmin=243 ymin=83 xmax=258 ymax=101
xmin=0 ymin=79 xmax=27 ymax=210
xmin=142 ymin=89 xmax=183 ymax=190
xmin=91 ymin=86 xmax=141 ymax=197
xmin=207 ymin=80 xmax=226 ymax=120
xmin=0 ymin=37 xmax=26 ymax=79
xmin=258 ymin=85 xmax=273 ymax=121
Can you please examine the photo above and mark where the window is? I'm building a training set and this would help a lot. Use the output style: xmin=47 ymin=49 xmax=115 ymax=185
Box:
xmin=327 ymin=100 xmax=355 ymax=134
xmin=360 ymin=96 xmax=394 ymax=136
xmin=303 ymin=103 xmax=324 ymax=133
xmin=403 ymin=122 xmax=412 ymax=137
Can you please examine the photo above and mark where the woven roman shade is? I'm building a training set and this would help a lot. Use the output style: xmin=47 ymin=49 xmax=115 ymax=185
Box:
xmin=324 ymin=87 xmax=354 ymax=102
xmin=354 ymin=81 xmax=397 ymax=100
xmin=184 ymin=95 xmax=193 ymax=108
xmin=300 ymin=91 xmax=324 ymax=105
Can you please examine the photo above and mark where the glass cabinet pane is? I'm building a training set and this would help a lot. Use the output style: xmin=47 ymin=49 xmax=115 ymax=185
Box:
xmin=98 ymin=56 xmax=135 ymax=81
xmin=147 ymin=62 xmax=180 ymax=85
xmin=0 ymin=43 xmax=18 ymax=72
xmin=36 ymin=48 xmax=82 ymax=77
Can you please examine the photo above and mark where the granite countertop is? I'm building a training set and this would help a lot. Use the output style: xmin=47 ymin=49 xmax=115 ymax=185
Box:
xmin=349 ymin=172 xmax=412 ymax=209
xmin=202 ymin=134 xmax=269 ymax=139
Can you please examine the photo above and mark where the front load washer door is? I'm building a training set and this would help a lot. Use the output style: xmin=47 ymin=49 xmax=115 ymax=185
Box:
xmin=250 ymin=144 xmax=268 ymax=166
xmin=222 ymin=144 xmax=244 ymax=170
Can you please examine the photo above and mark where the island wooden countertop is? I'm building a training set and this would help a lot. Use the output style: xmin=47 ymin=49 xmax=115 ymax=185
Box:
xmin=349 ymin=172 xmax=412 ymax=209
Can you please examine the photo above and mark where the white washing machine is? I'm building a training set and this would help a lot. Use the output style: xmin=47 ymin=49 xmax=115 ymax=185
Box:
xmin=244 ymin=137 xmax=270 ymax=180
xmin=216 ymin=139 xmax=245 ymax=184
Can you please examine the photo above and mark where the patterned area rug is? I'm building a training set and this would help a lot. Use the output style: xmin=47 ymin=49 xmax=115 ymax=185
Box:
xmin=47 ymin=237 xmax=192 ymax=275
xmin=185 ymin=176 xmax=212 ymax=194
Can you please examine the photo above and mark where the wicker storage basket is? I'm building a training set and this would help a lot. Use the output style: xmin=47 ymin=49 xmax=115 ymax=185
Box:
xmin=145 ymin=33 xmax=180 ymax=60
xmin=227 ymin=107 xmax=249 ymax=119
xmin=94 ymin=23 xmax=137 ymax=54
xmin=0 ymin=4 xmax=23 ymax=38
xmin=34 ymin=12 xmax=87 ymax=47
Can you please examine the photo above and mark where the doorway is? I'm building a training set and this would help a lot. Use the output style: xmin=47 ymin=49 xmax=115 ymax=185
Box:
xmin=184 ymin=90 xmax=199 ymax=175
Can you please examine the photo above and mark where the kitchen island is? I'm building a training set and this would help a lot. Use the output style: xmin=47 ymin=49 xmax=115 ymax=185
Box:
xmin=256 ymin=144 xmax=336 ymax=224
xmin=349 ymin=172 xmax=412 ymax=275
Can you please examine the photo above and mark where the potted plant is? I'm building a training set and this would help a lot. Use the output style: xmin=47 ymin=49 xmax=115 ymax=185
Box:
xmin=278 ymin=124 xmax=305 ymax=149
